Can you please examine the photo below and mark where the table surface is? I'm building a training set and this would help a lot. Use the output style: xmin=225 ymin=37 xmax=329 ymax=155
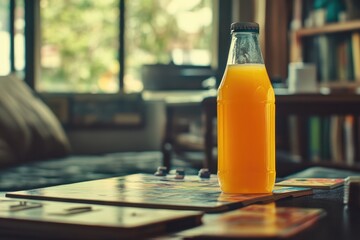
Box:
xmin=154 ymin=186 xmax=359 ymax=240
xmin=91 ymin=89 xmax=360 ymax=239
xmin=275 ymin=187 xmax=359 ymax=240
xmin=6 ymin=173 xmax=360 ymax=240
xmin=1 ymin=185 xmax=359 ymax=240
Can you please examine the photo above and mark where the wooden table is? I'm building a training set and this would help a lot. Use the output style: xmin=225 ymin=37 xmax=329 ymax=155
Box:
xmin=162 ymin=186 xmax=360 ymax=240
xmin=3 ymin=169 xmax=360 ymax=240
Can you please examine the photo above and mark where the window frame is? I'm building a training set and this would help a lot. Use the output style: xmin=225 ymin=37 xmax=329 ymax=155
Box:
xmin=9 ymin=0 xmax=15 ymax=73
xmin=0 ymin=0 xmax=14 ymax=75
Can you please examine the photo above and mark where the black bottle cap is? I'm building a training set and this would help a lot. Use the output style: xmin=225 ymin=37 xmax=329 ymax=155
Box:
xmin=231 ymin=22 xmax=259 ymax=33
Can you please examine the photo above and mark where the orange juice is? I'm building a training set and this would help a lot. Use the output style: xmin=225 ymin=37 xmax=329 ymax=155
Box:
xmin=217 ymin=64 xmax=275 ymax=193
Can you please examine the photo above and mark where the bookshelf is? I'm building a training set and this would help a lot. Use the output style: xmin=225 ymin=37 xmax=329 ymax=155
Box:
xmin=276 ymin=92 xmax=360 ymax=164
xmin=295 ymin=20 xmax=360 ymax=37
xmin=284 ymin=0 xmax=360 ymax=169
xmin=289 ymin=0 xmax=360 ymax=78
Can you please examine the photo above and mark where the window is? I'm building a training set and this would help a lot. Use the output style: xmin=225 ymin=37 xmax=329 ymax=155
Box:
xmin=0 ymin=0 xmax=25 ymax=77
xmin=14 ymin=0 xmax=25 ymax=74
xmin=39 ymin=0 xmax=120 ymax=93
xmin=6 ymin=1 xmax=232 ymax=93
xmin=37 ymin=0 xmax=214 ymax=93
xmin=124 ymin=0 xmax=213 ymax=92
xmin=0 ymin=0 xmax=11 ymax=75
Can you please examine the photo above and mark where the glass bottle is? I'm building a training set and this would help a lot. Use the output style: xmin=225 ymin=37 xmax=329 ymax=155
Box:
xmin=217 ymin=22 xmax=276 ymax=193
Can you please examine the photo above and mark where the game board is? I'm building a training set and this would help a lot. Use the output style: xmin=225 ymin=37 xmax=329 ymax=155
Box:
xmin=6 ymin=174 xmax=313 ymax=213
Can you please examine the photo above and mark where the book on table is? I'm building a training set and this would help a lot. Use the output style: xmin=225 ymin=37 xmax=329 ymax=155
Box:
xmin=178 ymin=203 xmax=326 ymax=239
xmin=276 ymin=178 xmax=344 ymax=189
xmin=0 ymin=198 xmax=203 ymax=240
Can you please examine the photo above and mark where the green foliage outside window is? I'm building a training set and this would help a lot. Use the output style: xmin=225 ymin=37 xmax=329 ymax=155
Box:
xmin=40 ymin=0 xmax=119 ymax=93
xmin=40 ymin=0 xmax=213 ymax=93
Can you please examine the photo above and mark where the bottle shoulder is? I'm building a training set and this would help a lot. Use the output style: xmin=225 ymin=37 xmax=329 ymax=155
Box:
xmin=218 ymin=64 xmax=274 ymax=102
xmin=219 ymin=64 xmax=271 ymax=86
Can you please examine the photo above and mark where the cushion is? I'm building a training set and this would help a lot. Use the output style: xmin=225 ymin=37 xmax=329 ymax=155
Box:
xmin=0 ymin=75 xmax=71 ymax=167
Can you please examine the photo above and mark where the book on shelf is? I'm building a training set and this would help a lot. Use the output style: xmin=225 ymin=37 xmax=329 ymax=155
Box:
xmin=320 ymin=116 xmax=331 ymax=161
xmin=355 ymin=116 xmax=360 ymax=162
xmin=302 ymin=33 xmax=356 ymax=84
xmin=329 ymin=115 xmax=356 ymax=165
xmin=287 ymin=114 xmax=358 ymax=166
xmin=336 ymin=36 xmax=355 ymax=82
xmin=344 ymin=115 xmax=355 ymax=165
xmin=352 ymin=32 xmax=360 ymax=81
xmin=346 ymin=35 xmax=355 ymax=80
xmin=288 ymin=115 xmax=302 ymax=159
xmin=308 ymin=116 xmax=321 ymax=162
xmin=337 ymin=38 xmax=347 ymax=81
xmin=307 ymin=116 xmax=346 ymax=163
xmin=330 ymin=115 xmax=345 ymax=164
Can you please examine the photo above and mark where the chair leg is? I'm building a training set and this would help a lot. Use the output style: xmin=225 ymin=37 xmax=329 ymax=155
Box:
xmin=162 ymin=142 xmax=172 ymax=172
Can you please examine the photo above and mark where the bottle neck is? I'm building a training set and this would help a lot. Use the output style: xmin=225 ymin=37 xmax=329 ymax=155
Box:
xmin=227 ymin=32 xmax=264 ymax=65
